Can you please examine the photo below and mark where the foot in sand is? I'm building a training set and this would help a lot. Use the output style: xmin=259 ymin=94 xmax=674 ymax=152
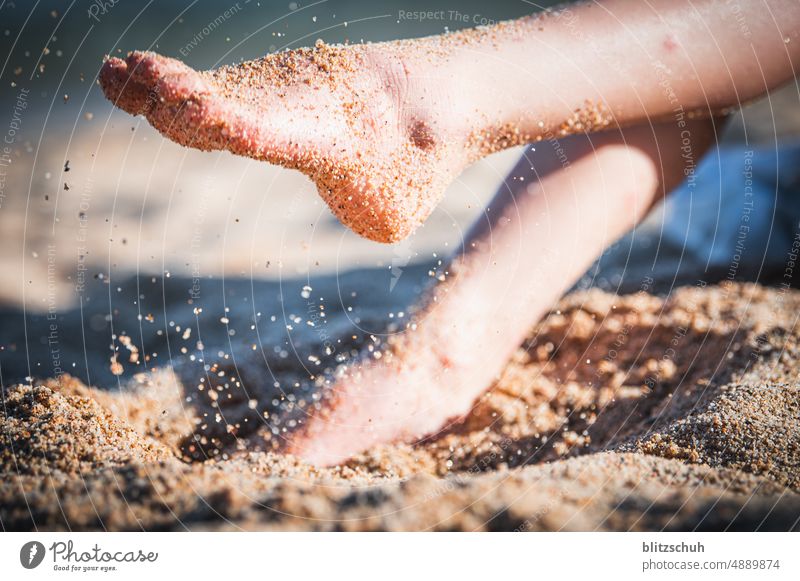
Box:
xmin=286 ymin=270 xmax=528 ymax=465
xmin=290 ymin=118 xmax=716 ymax=465
xmin=100 ymin=43 xmax=475 ymax=243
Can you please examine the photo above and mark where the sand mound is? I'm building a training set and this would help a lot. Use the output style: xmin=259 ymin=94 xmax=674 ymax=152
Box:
xmin=2 ymin=283 xmax=799 ymax=530
xmin=630 ymin=378 xmax=800 ymax=488
xmin=0 ymin=377 xmax=172 ymax=475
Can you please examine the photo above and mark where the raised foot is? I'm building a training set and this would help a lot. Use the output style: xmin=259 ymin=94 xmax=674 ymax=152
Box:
xmin=99 ymin=45 xmax=469 ymax=242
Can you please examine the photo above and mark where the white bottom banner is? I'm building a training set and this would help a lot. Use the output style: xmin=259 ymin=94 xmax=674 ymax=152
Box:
xmin=0 ymin=532 xmax=796 ymax=580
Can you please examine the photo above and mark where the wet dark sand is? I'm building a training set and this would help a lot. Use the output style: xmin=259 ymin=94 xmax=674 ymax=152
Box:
xmin=2 ymin=282 xmax=799 ymax=531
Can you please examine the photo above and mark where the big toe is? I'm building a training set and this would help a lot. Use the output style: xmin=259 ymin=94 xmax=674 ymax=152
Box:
xmin=99 ymin=57 xmax=151 ymax=115
xmin=100 ymin=51 xmax=210 ymax=116
xmin=124 ymin=51 xmax=210 ymax=102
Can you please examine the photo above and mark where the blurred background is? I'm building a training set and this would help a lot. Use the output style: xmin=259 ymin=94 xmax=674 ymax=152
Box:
xmin=1 ymin=0 xmax=799 ymax=387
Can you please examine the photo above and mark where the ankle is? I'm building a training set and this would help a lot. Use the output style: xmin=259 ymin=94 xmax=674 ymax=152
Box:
xmin=364 ymin=40 xmax=476 ymax=157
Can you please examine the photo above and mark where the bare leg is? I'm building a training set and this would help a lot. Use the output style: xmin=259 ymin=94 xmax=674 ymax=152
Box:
xmin=99 ymin=0 xmax=799 ymax=242
xmin=289 ymin=119 xmax=718 ymax=464
xmin=95 ymin=0 xmax=794 ymax=463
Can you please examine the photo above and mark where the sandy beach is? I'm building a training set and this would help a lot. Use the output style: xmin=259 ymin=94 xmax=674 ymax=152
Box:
xmin=2 ymin=0 xmax=800 ymax=535
xmin=3 ymin=282 xmax=798 ymax=531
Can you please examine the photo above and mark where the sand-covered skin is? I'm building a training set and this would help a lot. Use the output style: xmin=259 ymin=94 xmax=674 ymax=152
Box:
xmin=99 ymin=46 xmax=462 ymax=244
xmin=2 ymin=282 xmax=799 ymax=531
xmin=97 ymin=17 xmax=614 ymax=245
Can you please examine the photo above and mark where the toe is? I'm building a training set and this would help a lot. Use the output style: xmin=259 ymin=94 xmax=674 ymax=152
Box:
xmin=99 ymin=57 xmax=152 ymax=115
xmin=101 ymin=51 xmax=223 ymax=150
xmin=98 ymin=56 xmax=126 ymax=101
xmin=125 ymin=51 xmax=210 ymax=103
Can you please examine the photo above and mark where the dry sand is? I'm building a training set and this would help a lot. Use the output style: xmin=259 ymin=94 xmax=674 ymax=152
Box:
xmin=2 ymin=282 xmax=799 ymax=531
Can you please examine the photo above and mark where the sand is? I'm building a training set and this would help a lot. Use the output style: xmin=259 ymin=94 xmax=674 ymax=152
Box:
xmin=2 ymin=281 xmax=799 ymax=531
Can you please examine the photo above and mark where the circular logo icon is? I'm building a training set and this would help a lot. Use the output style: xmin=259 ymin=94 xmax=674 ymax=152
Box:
xmin=20 ymin=541 xmax=46 ymax=569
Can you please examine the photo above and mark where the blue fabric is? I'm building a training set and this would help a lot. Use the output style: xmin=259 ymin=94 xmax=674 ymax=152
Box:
xmin=579 ymin=140 xmax=800 ymax=294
